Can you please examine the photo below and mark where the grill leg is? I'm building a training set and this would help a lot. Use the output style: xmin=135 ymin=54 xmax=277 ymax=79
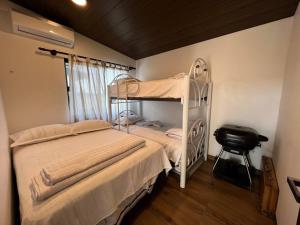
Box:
xmin=213 ymin=148 xmax=224 ymax=172
xmin=243 ymin=153 xmax=252 ymax=189
xmin=246 ymin=154 xmax=252 ymax=170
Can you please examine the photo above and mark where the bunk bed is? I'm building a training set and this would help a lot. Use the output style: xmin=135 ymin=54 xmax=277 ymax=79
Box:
xmin=107 ymin=58 xmax=213 ymax=188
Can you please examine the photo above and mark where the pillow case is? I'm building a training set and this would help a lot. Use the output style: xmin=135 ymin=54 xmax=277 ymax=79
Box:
xmin=114 ymin=115 xmax=143 ymax=126
xmin=70 ymin=120 xmax=111 ymax=135
xmin=114 ymin=110 xmax=143 ymax=126
xmin=165 ymin=128 xmax=183 ymax=140
xmin=136 ymin=120 xmax=163 ymax=128
xmin=10 ymin=124 xmax=71 ymax=148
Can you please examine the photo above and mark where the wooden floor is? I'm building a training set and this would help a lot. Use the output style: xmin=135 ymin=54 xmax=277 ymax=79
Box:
xmin=122 ymin=161 xmax=276 ymax=225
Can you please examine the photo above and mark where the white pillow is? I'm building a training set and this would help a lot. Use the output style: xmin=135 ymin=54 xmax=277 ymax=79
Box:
xmin=165 ymin=128 xmax=183 ymax=140
xmin=136 ymin=120 xmax=163 ymax=128
xmin=70 ymin=120 xmax=111 ymax=135
xmin=10 ymin=124 xmax=71 ymax=148
xmin=114 ymin=115 xmax=143 ymax=126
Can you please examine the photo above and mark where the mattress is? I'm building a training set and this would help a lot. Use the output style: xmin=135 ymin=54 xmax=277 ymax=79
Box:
xmin=116 ymin=125 xmax=182 ymax=165
xmin=109 ymin=77 xmax=185 ymax=99
xmin=13 ymin=129 xmax=172 ymax=225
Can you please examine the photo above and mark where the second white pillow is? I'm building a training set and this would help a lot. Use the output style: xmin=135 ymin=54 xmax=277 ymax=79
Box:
xmin=70 ymin=120 xmax=111 ymax=135
xmin=10 ymin=124 xmax=71 ymax=148
xmin=165 ymin=128 xmax=183 ymax=140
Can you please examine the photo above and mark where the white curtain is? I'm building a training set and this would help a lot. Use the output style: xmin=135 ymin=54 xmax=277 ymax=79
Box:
xmin=68 ymin=55 xmax=129 ymax=122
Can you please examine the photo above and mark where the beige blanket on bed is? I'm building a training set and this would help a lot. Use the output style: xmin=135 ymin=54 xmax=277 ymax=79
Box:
xmin=30 ymin=136 xmax=145 ymax=201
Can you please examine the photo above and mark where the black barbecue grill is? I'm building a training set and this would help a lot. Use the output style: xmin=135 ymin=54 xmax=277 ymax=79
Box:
xmin=213 ymin=124 xmax=268 ymax=188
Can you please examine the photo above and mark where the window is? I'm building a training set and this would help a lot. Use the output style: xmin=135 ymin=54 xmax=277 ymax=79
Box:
xmin=64 ymin=57 xmax=132 ymax=122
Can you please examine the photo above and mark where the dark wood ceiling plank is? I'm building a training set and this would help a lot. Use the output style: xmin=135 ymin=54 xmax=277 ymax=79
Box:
xmin=108 ymin=0 xmax=251 ymax=48
xmin=89 ymin=0 xmax=298 ymax=57
xmin=102 ymin=0 xmax=197 ymax=44
xmin=87 ymin=0 xmax=158 ymax=44
xmin=91 ymin=0 xmax=258 ymax=54
xmin=133 ymin=4 xmax=297 ymax=59
xmin=117 ymin=0 xmax=297 ymax=55
xmin=10 ymin=0 xmax=300 ymax=59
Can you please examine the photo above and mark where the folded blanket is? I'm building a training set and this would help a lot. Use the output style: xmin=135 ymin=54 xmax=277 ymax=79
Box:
xmin=41 ymin=136 xmax=145 ymax=186
xmin=30 ymin=144 xmax=143 ymax=201
xmin=30 ymin=136 xmax=145 ymax=201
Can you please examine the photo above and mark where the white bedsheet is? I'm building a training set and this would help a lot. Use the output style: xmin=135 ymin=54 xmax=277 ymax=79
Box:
xmin=13 ymin=129 xmax=171 ymax=225
xmin=109 ymin=77 xmax=185 ymax=99
xmin=117 ymin=125 xmax=182 ymax=165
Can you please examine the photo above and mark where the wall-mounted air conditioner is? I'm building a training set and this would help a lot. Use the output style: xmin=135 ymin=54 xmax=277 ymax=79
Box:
xmin=11 ymin=10 xmax=75 ymax=48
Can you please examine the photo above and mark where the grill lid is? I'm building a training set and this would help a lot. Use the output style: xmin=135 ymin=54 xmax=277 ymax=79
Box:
xmin=214 ymin=124 xmax=268 ymax=151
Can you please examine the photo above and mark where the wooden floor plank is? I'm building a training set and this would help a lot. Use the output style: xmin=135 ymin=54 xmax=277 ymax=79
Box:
xmin=122 ymin=161 xmax=276 ymax=225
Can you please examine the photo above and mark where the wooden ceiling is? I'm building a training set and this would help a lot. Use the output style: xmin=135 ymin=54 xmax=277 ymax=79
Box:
xmin=11 ymin=0 xmax=299 ymax=59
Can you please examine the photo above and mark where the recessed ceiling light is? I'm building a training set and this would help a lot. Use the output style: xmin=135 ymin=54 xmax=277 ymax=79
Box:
xmin=71 ymin=0 xmax=87 ymax=7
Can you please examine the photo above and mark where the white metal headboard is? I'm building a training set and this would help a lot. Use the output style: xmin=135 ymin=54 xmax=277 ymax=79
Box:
xmin=188 ymin=57 xmax=210 ymax=81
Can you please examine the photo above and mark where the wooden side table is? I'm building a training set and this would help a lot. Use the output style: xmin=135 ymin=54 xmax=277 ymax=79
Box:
xmin=287 ymin=177 xmax=300 ymax=225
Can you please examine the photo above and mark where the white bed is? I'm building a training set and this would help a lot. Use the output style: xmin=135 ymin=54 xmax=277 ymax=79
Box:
xmin=116 ymin=125 xmax=182 ymax=165
xmin=13 ymin=128 xmax=171 ymax=225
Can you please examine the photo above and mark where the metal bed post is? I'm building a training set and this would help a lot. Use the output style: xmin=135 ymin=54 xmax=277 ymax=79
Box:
xmin=126 ymin=80 xmax=129 ymax=133
xmin=180 ymin=58 xmax=211 ymax=187
xmin=180 ymin=75 xmax=190 ymax=188
xmin=116 ymin=80 xmax=121 ymax=131
xmin=139 ymin=101 xmax=143 ymax=118
xmin=204 ymin=81 xmax=213 ymax=160
xmin=107 ymin=88 xmax=112 ymax=124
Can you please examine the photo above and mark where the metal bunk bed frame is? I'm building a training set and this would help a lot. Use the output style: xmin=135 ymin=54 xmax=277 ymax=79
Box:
xmin=107 ymin=58 xmax=212 ymax=188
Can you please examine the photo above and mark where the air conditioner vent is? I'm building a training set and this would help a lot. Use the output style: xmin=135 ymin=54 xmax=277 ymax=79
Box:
xmin=11 ymin=10 xmax=74 ymax=48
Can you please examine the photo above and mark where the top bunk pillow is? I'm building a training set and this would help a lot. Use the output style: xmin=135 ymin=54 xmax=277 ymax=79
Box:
xmin=10 ymin=124 xmax=71 ymax=148
xmin=70 ymin=120 xmax=111 ymax=135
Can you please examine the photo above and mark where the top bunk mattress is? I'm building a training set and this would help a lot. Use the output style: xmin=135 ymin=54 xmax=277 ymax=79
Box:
xmin=13 ymin=129 xmax=171 ymax=225
xmin=108 ymin=58 xmax=211 ymax=101
xmin=109 ymin=77 xmax=185 ymax=100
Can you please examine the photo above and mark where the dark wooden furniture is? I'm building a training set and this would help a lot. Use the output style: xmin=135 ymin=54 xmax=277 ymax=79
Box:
xmin=260 ymin=156 xmax=279 ymax=218
xmin=287 ymin=177 xmax=300 ymax=225
xmin=11 ymin=0 xmax=300 ymax=59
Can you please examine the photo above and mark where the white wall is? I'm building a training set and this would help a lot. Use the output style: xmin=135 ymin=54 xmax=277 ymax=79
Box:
xmin=136 ymin=18 xmax=293 ymax=169
xmin=0 ymin=0 xmax=135 ymax=134
xmin=0 ymin=90 xmax=12 ymax=225
xmin=0 ymin=1 xmax=135 ymax=225
xmin=273 ymin=4 xmax=300 ymax=225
